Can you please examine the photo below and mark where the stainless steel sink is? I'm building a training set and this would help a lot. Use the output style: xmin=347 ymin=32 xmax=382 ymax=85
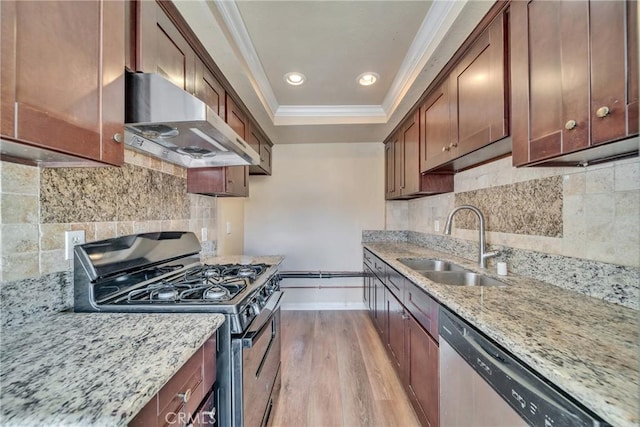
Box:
xmin=398 ymin=258 xmax=466 ymax=272
xmin=422 ymin=271 xmax=506 ymax=287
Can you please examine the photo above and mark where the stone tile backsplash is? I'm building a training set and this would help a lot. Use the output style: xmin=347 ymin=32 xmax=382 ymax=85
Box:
xmin=40 ymin=164 xmax=190 ymax=223
xmin=1 ymin=149 xmax=218 ymax=284
xmin=455 ymin=176 xmax=563 ymax=237
xmin=395 ymin=156 xmax=639 ymax=268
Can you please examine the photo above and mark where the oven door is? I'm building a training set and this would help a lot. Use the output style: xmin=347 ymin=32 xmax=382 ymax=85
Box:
xmin=238 ymin=291 xmax=283 ymax=427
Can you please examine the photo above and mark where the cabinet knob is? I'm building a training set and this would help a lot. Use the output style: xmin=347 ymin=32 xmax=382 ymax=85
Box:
xmin=442 ymin=146 xmax=449 ymax=152
xmin=112 ymin=133 xmax=123 ymax=143
xmin=449 ymin=142 xmax=458 ymax=149
xmin=564 ymin=120 xmax=577 ymax=130
xmin=177 ymin=388 xmax=192 ymax=403
xmin=596 ymin=106 xmax=610 ymax=118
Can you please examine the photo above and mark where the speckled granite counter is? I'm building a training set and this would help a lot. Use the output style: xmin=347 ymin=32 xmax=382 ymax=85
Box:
xmin=201 ymin=254 xmax=285 ymax=267
xmin=363 ymin=242 xmax=639 ymax=427
xmin=0 ymin=312 xmax=225 ymax=427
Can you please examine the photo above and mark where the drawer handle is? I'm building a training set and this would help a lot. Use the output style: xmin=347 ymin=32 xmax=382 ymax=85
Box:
xmin=112 ymin=133 xmax=123 ymax=143
xmin=596 ymin=106 xmax=610 ymax=118
xmin=564 ymin=120 xmax=577 ymax=130
xmin=177 ymin=388 xmax=192 ymax=403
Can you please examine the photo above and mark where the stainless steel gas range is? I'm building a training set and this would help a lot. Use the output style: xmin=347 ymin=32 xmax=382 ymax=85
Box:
xmin=73 ymin=231 xmax=282 ymax=427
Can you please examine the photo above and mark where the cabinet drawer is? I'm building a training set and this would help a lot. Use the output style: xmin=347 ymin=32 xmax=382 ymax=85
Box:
xmin=130 ymin=335 xmax=216 ymax=427
xmin=405 ymin=283 xmax=439 ymax=342
xmin=386 ymin=267 xmax=405 ymax=304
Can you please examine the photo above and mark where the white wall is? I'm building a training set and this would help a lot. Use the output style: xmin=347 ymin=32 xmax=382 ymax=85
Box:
xmin=245 ymin=143 xmax=385 ymax=309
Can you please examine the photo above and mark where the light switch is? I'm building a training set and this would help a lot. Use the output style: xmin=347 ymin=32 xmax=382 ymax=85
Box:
xmin=226 ymin=222 xmax=232 ymax=235
xmin=201 ymin=227 xmax=208 ymax=241
xmin=65 ymin=230 xmax=86 ymax=260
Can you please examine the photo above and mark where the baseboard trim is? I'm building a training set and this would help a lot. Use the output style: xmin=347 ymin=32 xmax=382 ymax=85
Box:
xmin=281 ymin=302 xmax=367 ymax=311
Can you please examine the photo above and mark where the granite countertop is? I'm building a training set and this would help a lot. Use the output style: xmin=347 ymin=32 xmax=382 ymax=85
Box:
xmin=363 ymin=242 xmax=639 ymax=427
xmin=201 ymin=254 xmax=285 ymax=267
xmin=0 ymin=312 xmax=225 ymax=427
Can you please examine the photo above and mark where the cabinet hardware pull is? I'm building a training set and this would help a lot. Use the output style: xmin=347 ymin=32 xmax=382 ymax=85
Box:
xmin=442 ymin=146 xmax=449 ymax=152
xmin=177 ymin=388 xmax=192 ymax=403
xmin=596 ymin=106 xmax=610 ymax=118
xmin=112 ymin=133 xmax=123 ymax=143
xmin=449 ymin=142 xmax=457 ymax=149
xmin=564 ymin=120 xmax=577 ymax=130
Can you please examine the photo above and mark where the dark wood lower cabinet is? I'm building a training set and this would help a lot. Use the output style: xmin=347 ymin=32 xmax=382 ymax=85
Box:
xmin=387 ymin=292 xmax=406 ymax=377
xmin=363 ymin=253 xmax=440 ymax=427
xmin=406 ymin=314 xmax=439 ymax=427
xmin=373 ymin=276 xmax=386 ymax=339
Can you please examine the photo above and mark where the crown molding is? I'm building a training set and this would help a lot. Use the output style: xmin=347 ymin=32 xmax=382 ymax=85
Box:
xmin=381 ymin=0 xmax=467 ymax=116
xmin=214 ymin=0 xmax=279 ymax=119
xmin=274 ymin=105 xmax=387 ymax=126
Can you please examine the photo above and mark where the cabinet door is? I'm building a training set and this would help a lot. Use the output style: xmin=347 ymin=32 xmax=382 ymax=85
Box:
xmin=226 ymin=95 xmax=247 ymax=139
xmin=187 ymin=166 xmax=247 ymax=197
xmin=373 ymin=277 xmax=386 ymax=339
xmin=401 ymin=111 xmax=420 ymax=196
xmin=195 ymin=58 xmax=225 ymax=118
xmin=420 ymin=79 xmax=455 ymax=172
xmin=590 ymin=0 xmax=638 ymax=144
xmin=0 ymin=0 xmax=124 ymax=165
xmin=226 ymin=166 xmax=249 ymax=197
xmin=260 ymin=143 xmax=273 ymax=175
xmin=386 ymin=291 xmax=406 ymax=380
xmin=393 ymin=132 xmax=404 ymax=198
xmin=384 ymin=140 xmax=397 ymax=199
xmin=406 ymin=315 xmax=439 ymax=427
xmin=137 ymin=0 xmax=196 ymax=93
xmin=452 ymin=13 xmax=507 ymax=157
xmin=511 ymin=0 xmax=590 ymax=165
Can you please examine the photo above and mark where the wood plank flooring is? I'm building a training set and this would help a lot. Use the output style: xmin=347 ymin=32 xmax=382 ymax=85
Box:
xmin=270 ymin=310 xmax=421 ymax=427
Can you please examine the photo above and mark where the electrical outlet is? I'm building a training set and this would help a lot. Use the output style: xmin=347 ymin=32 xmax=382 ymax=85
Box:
xmin=434 ymin=220 xmax=440 ymax=232
xmin=201 ymin=227 xmax=208 ymax=241
xmin=65 ymin=230 xmax=86 ymax=260
xmin=226 ymin=222 xmax=232 ymax=235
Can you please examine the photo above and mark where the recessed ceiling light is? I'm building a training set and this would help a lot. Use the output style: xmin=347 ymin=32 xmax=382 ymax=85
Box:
xmin=284 ymin=72 xmax=305 ymax=86
xmin=358 ymin=72 xmax=379 ymax=86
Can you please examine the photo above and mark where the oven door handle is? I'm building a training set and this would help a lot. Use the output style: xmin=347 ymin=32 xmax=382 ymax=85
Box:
xmin=242 ymin=291 xmax=284 ymax=348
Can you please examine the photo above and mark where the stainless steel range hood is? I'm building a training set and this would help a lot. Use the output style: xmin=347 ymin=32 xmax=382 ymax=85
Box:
xmin=124 ymin=72 xmax=260 ymax=168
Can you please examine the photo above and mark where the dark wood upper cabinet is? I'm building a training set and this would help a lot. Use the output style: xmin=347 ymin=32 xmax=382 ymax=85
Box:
xmin=135 ymin=0 xmax=196 ymax=93
xmin=511 ymin=0 xmax=638 ymax=166
xmin=386 ymin=110 xmax=454 ymax=200
xmin=384 ymin=136 xmax=398 ymax=199
xmin=187 ymin=165 xmax=248 ymax=197
xmin=452 ymin=12 xmax=507 ymax=157
xmin=247 ymin=122 xmax=273 ymax=176
xmin=420 ymin=11 xmax=509 ymax=174
xmin=420 ymin=79 xmax=456 ymax=172
xmin=0 ymin=0 xmax=124 ymax=166
xmin=195 ymin=58 xmax=226 ymax=119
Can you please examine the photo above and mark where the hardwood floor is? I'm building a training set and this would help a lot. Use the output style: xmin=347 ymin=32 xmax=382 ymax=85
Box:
xmin=270 ymin=310 xmax=421 ymax=427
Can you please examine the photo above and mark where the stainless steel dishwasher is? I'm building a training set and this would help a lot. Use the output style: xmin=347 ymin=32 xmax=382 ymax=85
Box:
xmin=439 ymin=307 xmax=608 ymax=427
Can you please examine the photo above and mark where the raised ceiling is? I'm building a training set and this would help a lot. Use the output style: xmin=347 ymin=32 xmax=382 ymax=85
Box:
xmin=174 ymin=0 xmax=495 ymax=144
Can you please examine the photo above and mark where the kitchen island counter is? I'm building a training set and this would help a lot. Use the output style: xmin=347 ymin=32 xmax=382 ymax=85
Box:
xmin=364 ymin=241 xmax=638 ymax=427
xmin=0 ymin=312 xmax=225 ymax=427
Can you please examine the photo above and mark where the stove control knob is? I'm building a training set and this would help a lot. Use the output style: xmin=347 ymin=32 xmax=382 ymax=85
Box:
xmin=250 ymin=299 xmax=261 ymax=316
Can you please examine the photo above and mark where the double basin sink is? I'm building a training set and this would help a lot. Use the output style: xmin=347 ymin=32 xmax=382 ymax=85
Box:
xmin=397 ymin=258 xmax=506 ymax=287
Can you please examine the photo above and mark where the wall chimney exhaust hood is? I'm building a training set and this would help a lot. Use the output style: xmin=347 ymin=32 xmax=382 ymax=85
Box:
xmin=124 ymin=72 xmax=260 ymax=168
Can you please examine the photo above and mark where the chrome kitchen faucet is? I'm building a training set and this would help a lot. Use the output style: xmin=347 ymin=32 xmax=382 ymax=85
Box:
xmin=444 ymin=205 xmax=498 ymax=269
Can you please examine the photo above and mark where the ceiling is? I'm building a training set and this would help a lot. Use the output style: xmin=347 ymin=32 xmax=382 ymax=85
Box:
xmin=173 ymin=0 xmax=495 ymax=144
